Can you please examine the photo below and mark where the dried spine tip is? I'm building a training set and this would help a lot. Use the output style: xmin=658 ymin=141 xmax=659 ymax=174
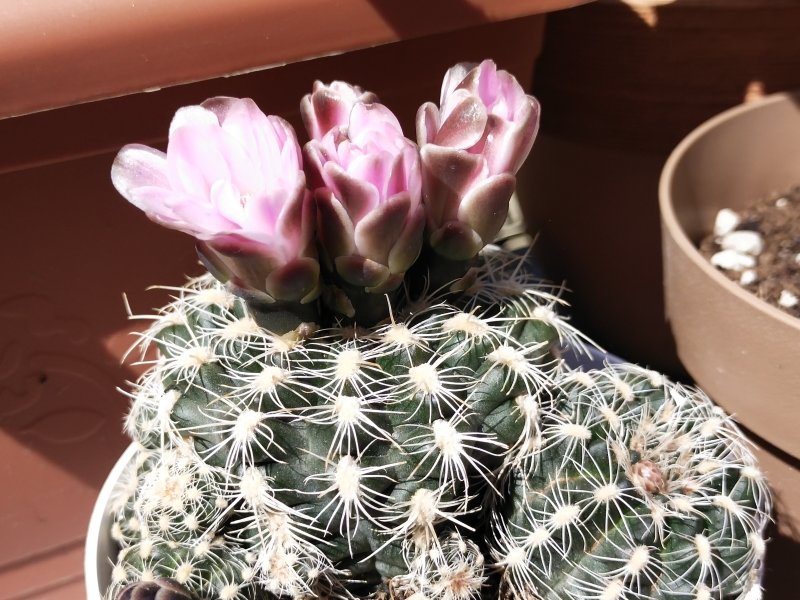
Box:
xmin=632 ymin=460 xmax=667 ymax=495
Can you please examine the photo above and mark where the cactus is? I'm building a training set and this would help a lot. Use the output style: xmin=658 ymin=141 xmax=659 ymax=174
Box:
xmin=103 ymin=60 xmax=771 ymax=600
xmin=107 ymin=246 xmax=588 ymax=600
xmin=491 ymin=364 xmax=770 ymax=600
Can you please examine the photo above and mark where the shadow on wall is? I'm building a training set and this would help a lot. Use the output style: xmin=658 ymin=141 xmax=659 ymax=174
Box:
xmin=366 ymin=0 xmax=488 ymax=36
xmin=0 ymin=152 xmax=201 ymax=488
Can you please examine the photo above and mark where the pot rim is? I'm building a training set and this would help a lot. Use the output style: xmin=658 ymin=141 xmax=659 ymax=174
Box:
xmin=84 ymin=443 xmax=139 ymax=600
xmin=658 ymin=90 xmax=800 ymax=333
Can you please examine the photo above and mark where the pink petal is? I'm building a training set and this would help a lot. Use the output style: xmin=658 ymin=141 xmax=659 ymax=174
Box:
xmin=303 ymin=141 xmax=328 ymax=190
xmin=111 ymin=144 xmax=170 ymax=209
xmin=325 ymin=162 xmax=379 ymax=224
xmin=387 ymin=202 xmax=424 ymax=274
xmin=215 ymin=98 xmax=275 ymax=178
xmin=440 ymin=62 xmax=475 ymax=106
xmin=416 ymin=102 xmax=440 ymax=147
xmin=474 ymin=59 xmax=500 ymax=107
xmin=272 ymin=177 xmax=311 ymax=245
xmin=353 ymin=193 xmax=411 ymax=265
xmin=301 ymin=81 xmax=379 ymax=141
xmin=508 ymin=96 xmax=540 ymax=174
xmin=334 ymin=255 xmax=390 ymax=288
xmin=126 ymin=186 xmax=185 ymax=226
xmin=169 ymin=104 xmax=221 ymax=138
xmin=201 ymin=237 xmax=283 ymax=296
xmin=428 ymin=221 xmax=484 ymax=261
xmin=349 ymin=103 xmax=404 ymax=144
xmin=481 ymin=97 xmax=539 ymax=175
xmin=435 ymin=92 xmax=487 ymax=150
xmin=311 ymin=87 xmax=351 ymax=139
xmin=216 ymin=101 xmax=285 ymax=192
xmin=419 ymin=145 xmax=485 ymax=228
xmin=166 ymin=124 xmax=234 ymax=197
xmin=210 ymin=179 xmax=246 ymax=225
xmin=347 ymin=152 xmax=393 ymax=199
xmin=265 ymin=258 xmax=321 ymax=303
xmin=387 ymin=143 xmax=420 ymax=200
xmin=457 ymin=173 xmax=516 ymax=243
xmin=316 ymin=189 xmax=356 ymax=260
xmin=167 ymin=192 xmax=239 ymax=236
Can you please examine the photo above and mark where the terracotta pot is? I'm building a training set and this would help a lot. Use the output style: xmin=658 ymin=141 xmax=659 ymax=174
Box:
xmin=518 ymin=0 xmax=800 ymax=376
xmin=659 ymin=91 xmax=800 ymax=538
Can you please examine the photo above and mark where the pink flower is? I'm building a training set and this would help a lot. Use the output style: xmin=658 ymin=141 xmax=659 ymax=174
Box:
xmin=417 ymin=60 xmax=540 ymax=260
xmin=304 ymin=102 xmax=424 ymax=293
xmin=111 ymin=97 xmax=319 ymax=304
xmin=300 ymin=80 xmax=378 ymax=141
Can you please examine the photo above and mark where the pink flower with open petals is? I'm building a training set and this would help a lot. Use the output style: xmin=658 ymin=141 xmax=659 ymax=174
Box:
xmin=417 ymin=60 xmax=540 ymax=260
xmin=304 ymin=102 xmax=424 ymax=293
xmin=111 ymin=97 xmax=319 ymax=304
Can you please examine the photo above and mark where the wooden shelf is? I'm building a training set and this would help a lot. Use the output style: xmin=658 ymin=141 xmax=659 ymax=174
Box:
xmin=0 ymin=0 xmax=588 ymax=120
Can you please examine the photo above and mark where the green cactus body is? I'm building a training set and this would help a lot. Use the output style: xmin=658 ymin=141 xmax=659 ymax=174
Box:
xmin=104 ymin=64 xmax=772 ymax=600
xmin=108 ymin=249 xmax=586 ymax=600
xmin=491 ymin=365 xmax=770 ymax=600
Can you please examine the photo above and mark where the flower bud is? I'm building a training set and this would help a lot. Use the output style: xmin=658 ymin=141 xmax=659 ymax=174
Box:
xmin=116 ymin=578 xmax=193 ymax=600
xmin=304 ymin=102 xmax=424 ymax=294
xmin=417 ymin=60 xmax=540 ymax=260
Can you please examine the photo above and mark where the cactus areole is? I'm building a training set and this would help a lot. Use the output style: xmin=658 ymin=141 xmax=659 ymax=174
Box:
xmin=106 ymin=61 xmax=770 ymax=600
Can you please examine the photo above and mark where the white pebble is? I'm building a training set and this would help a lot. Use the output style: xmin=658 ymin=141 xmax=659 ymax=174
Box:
xmin=739 ymin=270 xmax=758 ymax=286
xmin=775 ymin=197 xmax=789 ymax=209
xmin=795 ymin=253 xmax=800 ymax=266
xmin=713 ymin=208 xmax=741 ymax=236
xmin=711 ymin=250 xmax=756 ymax=271
xmin=778 ymin=290 xmax=798 ymax=308
xmin=719 ymin=230 xmax=764 ymax=256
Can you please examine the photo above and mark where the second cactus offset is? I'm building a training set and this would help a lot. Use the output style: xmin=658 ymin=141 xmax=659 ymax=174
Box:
xmin=493 ymin=364 xmax=769 ymax=600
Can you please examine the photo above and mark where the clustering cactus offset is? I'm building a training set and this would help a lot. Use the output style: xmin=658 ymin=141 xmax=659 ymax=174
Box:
xmin=104 ymin=60 xmax=771 ymax=600
xmin=491 ymin=364 xmax=770 ymax=600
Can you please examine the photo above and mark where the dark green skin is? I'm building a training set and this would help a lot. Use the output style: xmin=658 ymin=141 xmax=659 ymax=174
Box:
xmin=120 ymin=277 xmax=562 ymax=597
